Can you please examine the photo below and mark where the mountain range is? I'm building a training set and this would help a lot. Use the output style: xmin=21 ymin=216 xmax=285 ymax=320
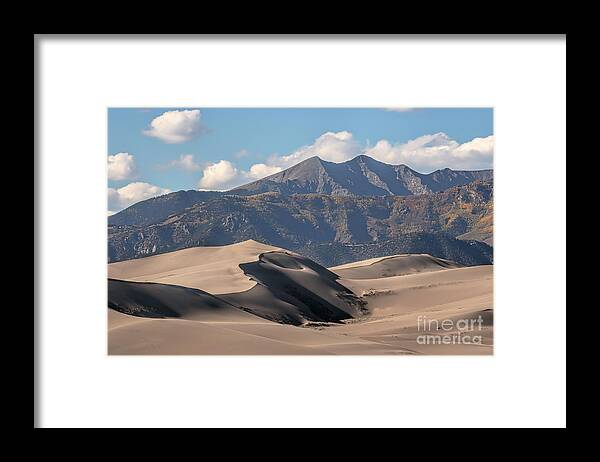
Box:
xmin=230 ymin=155 xmax=492 ymax=197
xmin=109 ymin=155 xmax=493 ymax=228
xmin=108 ymin=155 xmax=493 ymax=267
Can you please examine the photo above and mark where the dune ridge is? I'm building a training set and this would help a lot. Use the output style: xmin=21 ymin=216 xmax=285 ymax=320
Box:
xmin=107 ymin=239 xmax=281 ymax=294
xmin=330 ymin=254 xmax=463 ymax=279
xmin=108 ymin=250 xmax=368 ymax=326
xmin=108 ymin=278 xmax=261 ymax=322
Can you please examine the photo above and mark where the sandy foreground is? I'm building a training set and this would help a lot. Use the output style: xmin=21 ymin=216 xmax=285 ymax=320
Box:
xmin=108 ymin=240 xmax=493 ymax=355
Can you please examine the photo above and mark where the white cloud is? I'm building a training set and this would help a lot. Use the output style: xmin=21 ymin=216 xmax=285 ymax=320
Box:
xmin=107 ymin=152 xmax=137 ymax=180
xmin=269 ymin=131 xmax=362 ymax=168
xmin=143 ymin=109 xmax=206 ymax=143
xmin=366 ymin=133 xmax=494 ymax=172
xmin=247 ymin=163 xmax=282 ymax=179
xmin=108 ymin=182 xmax=171 ymax=211
xmin=197 ymin=161 xmax=282 ymax=191
xmin=165 ymin=154 xmax=201 ymax=172
xmin=198 ymin=160 xmax=241 ymax=190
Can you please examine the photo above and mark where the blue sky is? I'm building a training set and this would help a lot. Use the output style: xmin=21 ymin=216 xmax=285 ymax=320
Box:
xmin=108 ymin=108 xmax=493 ymax=212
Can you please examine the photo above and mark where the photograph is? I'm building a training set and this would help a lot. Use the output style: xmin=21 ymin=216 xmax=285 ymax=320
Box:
xmin=107 ymin=107 xmax=494 ymax=355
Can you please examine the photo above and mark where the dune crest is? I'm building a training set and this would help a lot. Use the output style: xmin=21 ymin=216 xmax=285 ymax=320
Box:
xmin=107 ymin=240 xmax=282 ymax=294
xmin=330 ymin=254 xmax=463 ymax=279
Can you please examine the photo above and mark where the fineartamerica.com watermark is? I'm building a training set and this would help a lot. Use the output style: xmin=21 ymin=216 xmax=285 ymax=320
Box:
xmin=416 ymin=315 xmax=484 ymax=345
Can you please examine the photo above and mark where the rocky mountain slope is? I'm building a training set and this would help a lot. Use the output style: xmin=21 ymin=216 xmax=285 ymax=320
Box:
xmin=108 ymin=180 xmax=493 ymax=266
xmin=108 ymin=155 xmax=493 ymax=229
xmin=108 ymin=190 xmax=221 ymax=227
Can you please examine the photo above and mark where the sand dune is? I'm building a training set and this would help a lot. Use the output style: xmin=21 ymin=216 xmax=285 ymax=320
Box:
xmin=329 ymin=265 xmax=494 ymax=355
xmin=108 ymin=243 xmax=493 ymax=355
xmin=330 ymin=254 xmax=463 ymax=279
xmin=109 ymin=250 xmax=367 ymax=326
xmin=107 ymin=240 xmax=281 ymax=294
xmin=226 ymin=252 xmax=367 ymax=324
xmin=339 ymin=265 xmax=492 ymax=313
xmin=108 ymin=278 xmax=261 ymax=322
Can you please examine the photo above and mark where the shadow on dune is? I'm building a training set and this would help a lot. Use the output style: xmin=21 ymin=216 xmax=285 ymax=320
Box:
xmin=225 ymin=251 xmax=368 ymax=325
xmin=107 ymin=278 xmax=246 ymax=321
xmin=108 ymin=251 xmax=368 ymax=326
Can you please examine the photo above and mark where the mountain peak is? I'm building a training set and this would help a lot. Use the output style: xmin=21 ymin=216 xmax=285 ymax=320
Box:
xmin=348 ymin=154 xmax=374 ymax=163
xmin=347 ymin=154 xmax=400 ymax=166
xmin=295 ymin=155 xmax=325 ymax=166
xmin=230 ymin=154 xmax=492 ymax=197
xmin=346 ymin=154 xmax=413 ymax=170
